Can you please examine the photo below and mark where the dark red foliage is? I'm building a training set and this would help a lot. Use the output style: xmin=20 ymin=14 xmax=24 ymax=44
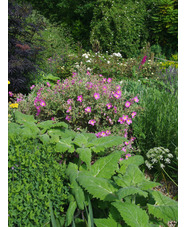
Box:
xmin=8 ymin=0 xmax=45 ymax=94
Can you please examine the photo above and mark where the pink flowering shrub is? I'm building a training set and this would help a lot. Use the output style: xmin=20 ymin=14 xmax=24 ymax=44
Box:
xmin=17 ymin=70 xmax=140 ymax=154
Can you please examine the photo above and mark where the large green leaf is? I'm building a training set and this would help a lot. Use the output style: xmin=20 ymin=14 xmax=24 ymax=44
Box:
xmin=37 ymin=120 xmax=68 ymax=133
xmin=56 ymin=138 xmax=74 ymax=153
xmin=71 ymin=180 xmax=85 ymax=210
xmin=117 ymin=186 xmax=148 ymax=200
xmin=90 ymin=151 xmax=122 ymax=179
xmin=119 ymin=155 xmax=144 ymax=174
xmin=73 ymin=133 xmax=89 ymax=147
xmin=119 ymin=164 xmax=146 ymax=187
xmin=112 ymin=202 xmax=150 ymax=227
xmin=77 ymin=148 xmax=91 ymax=169
xmin=66 ymin=163 xmax=85 ymax=210
xmin=138 ymin=181 xmax=161 ymax=190
xmin=77 ymin=173 xmax=118 ymax=201
xmin=94 ymin=218 xmax=122 ymax=227
xmin=147 ymin=190 xmax=178 ymax=223
xmin=65 ymin=198 xmax=77 ymax=227
xmin=92 ymin=136 xmax=125 ymax=153
xmin=14 ymin=111 xmax=37 ymax=124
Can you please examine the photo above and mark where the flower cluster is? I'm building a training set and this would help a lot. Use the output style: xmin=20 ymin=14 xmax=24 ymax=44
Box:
xmin=145 ymin=147 xmax=173 ymax=170
xmin=17 ymin=70 xmax=140 ymax=158
xmin=9 ymin=103 xmax=18 ymax=108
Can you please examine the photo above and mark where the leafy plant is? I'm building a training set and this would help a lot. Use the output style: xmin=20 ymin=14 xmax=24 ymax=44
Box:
xmin=63 ymin=153 xmax=178 ymax=226
xmin=8 ymin=0 xmax=44 ymax=94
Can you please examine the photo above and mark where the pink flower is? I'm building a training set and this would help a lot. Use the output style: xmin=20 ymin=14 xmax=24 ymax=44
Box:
xmin=125 ymin=154 xmax=131 ymax=159
xmin=86 ymin=82 xmax=93 ymax=89
xmin=114 ymin=106 xmax=117 ymax=113
xmin=88 ymin=119 xmax=96 ymax=126
xmin=30 ymin=85 xmax=35 ymax=90
xmin=51 ymin=117 xmax=55 ymax=121
xmin=133 ymin=96 xmax=139 ymax=103
xmin=116 ymin=85 xmax=121 ymax=90
xmin=66 ymin=106 xmax=72 ymax=113
xmin=40 ymin=100 xmax=46 ymax=107
xmin=103 ymin=78 xmax=107 ymax=82
xmin=85 ymin=106 xmax=91 ymax=113
xmin=130 ymin=137 xmax=136 ymax=142
xmin=125 ymin=141 xmax=130 ymax=146
xmin=94 ymin=93 xmax=100 ymax=100
xmin=126 ymin=118 xmax=132 ymax=125
xmin=87 ymin=70 xmax=90 ymax=75
xmin=102 ymin=85 xmax=107 ymax=91
xmin=108 ymin=118 xmax=113 ymax=125
xmin=65 ymin=115 xmax=71 ymax=121
xmin=67 ymin=99 xmax=72 ymax=104
xmin=77 ymin=95 xmax=83 ymax=102
xmin=107 ymin=78 xmax=112 ymax=83
xmin=106 ymin=103 xmax=112 ymax=109
xmin=72 ymin=72 xmax=77 ymax=77
xmin=99 ymin=74 xmax=103 ymax=77
xmin=100 ymin=131 xmax=107 ymax=137
xmin=9 ymin=91 xmax=13 ymax=97
xmin=121 ymin=147 xmax=126 ymax=152
xmin=46 ymin=82 xmax=51 ymax=87
xmin=118 ymin=117 xmax=124 ymax=124
xmin=122 ymin=115 xmax=128 ymax=121
xmin=140 ymin=56 xmax=147 ymax=66
xmin=106 ymin=130 xmax=111 ymax=135
xmin=125 ymin=101 xmax=131 ymax=108
xmin=131 ymin=112 xmax=137 ymax=118
xmin=115 ymin=90 xmax=121 ymax=96
xmin=95 ymin=132 xmax=102 ymax=138
xmin=113 ymin=93 xmax=121 ymax=99
xmin=119 ymin=158 xmax=124 ymax=161
xmin=57 ymin=80 xmax=60 ymax=84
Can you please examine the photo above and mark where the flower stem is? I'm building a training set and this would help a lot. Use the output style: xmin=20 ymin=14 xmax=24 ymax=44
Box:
xmin=161 ymin=167 xmax=178 ymax=187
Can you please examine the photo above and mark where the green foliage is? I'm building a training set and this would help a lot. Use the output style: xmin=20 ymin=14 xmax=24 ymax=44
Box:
xmin=148 ymin=0 xmax=178 ymax=56
xmin=63 ymin=151 xmax=178 ymax=226
xmin=8 ymin=128 xmax=69 ymax=226
xmin=90 ymin=0 xmax=149 ymax=58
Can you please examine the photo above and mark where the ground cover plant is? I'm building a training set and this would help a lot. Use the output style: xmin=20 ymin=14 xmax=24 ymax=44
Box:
xmin=8 ymin=111 xmax=178 ymax=226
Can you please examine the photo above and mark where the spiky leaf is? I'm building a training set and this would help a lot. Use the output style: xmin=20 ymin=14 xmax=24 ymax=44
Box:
xmin=77 ymin=173 xmax=118 ymax=201
xmin=138 ymin=181 xmax=161 ymax=190
xmin=92 ymin=136 xmax=125 ymax=153
xmin=56 ymin=138 xmax=74 ymax=153
xmin=71 ymin=180 xmax=85 ymax=210
xmin=117 ymin=186 xmax=148 ymax=200
xmin=120 ymin=164 xmax=146 ymax=187
xmin=147 ymin=190 xmax=178 ymax=223
xmin=15 ymin=111 xmax=37 ymax=124
xmin=112 ymin=202 xmax=150 ymax=227
xmin=119 ymin=155 xmax=144 ymax=174
xmin=65 ymin=196 xmax=77 ymax=227
xmin=77 ymin=148 xmax=91 ymax=169
xmin=94 ymin=218 xmax=122 ymax=227
xmin=90 ymin=151 xmax=122 ymax=179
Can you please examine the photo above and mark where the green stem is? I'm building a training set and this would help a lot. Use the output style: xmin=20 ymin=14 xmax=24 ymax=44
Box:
xmin=161 ymin=167 xmax=178 ymax=187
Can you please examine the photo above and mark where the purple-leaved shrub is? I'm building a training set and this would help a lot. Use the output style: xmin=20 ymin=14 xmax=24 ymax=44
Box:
xmin=17 ymin=70 xmax=140 ymax=154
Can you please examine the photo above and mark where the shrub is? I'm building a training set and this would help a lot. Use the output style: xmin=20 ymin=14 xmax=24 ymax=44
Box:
xmin=8 ymin=0 xmax=44 ymax=94
xmin=8 ymin=112 xmax=69 ymax=226
xmin=90 ymin=0 xmax=149 ymax=58
xmin=16 ymin=70 xmax=140 ymax=155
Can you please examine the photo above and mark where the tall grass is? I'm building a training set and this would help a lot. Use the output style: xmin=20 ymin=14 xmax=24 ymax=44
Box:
xmin=121 ymin=76 xmax=178 ymax=156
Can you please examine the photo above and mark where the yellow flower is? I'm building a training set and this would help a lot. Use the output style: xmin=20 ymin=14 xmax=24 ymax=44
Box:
xmin=8 ymin=81 xmax=10 ymax=84
xmin=9 ymin=103 xmax=18 ymax=108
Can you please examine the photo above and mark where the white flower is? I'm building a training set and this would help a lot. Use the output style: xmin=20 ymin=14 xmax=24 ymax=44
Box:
xmin=160 ymin=163 xmax=165 ymax=168
xmin=167 ymin=153 xmax=173 ymax=158
xmin=165 ymin=158 xmax=171 ymax=164
xmin=107 ymin=61 xmax=110 ymax=64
